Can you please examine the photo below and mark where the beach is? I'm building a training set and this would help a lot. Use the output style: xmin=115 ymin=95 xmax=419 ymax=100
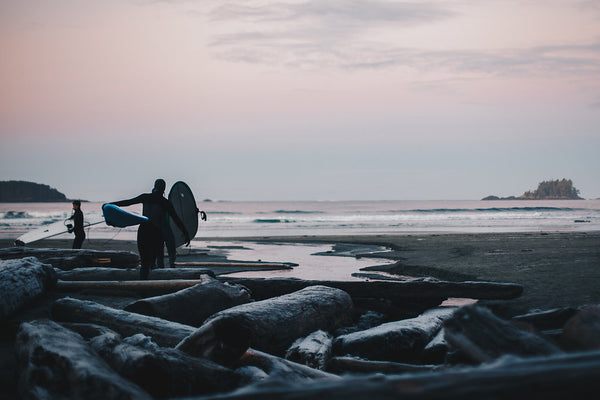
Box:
xmin=2 ymin=230 xmax=599 ymax=316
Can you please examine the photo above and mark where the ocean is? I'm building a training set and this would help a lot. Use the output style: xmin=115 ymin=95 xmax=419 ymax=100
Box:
xmin=1 ymin=199 xmax=599 ymax=242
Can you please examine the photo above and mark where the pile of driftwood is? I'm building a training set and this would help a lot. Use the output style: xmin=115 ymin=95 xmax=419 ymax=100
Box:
xmin=2 ymin=251 xmax=600 ymax=399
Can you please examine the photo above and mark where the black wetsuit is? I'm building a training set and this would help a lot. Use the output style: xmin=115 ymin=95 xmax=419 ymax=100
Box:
xmin=113 ymin=192 xmax=187 ymax=279
xmin=70 ymin=209 xmax=85 ymax=249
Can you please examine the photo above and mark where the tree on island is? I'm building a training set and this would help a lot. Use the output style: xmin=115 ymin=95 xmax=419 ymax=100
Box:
xmin=483 ymin=179 xmax=584 ymax=200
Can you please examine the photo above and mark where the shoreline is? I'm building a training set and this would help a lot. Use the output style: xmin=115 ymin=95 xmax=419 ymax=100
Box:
xmin=2 ymin=230 xmax=599 ymax=316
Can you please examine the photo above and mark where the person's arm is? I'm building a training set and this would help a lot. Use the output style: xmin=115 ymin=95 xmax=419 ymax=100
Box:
xmin=165 ymin=201 xmax=190 ymax=245
xmin=112 ymin=194 xmax=146 ymax=207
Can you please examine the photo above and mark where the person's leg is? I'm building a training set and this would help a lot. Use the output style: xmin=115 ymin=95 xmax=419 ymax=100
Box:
xmin=164 ymin=229 xmax=176 ymax=267
xmin=72 ymin=232 xmax=85 ymax=249
xmin=137 ymin=225 xmax=153 ymax=280
xmin=156 ymin=239 xmax=165 ymax=268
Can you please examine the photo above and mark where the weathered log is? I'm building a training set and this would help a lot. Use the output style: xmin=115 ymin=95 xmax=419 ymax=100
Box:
xmin=236 ymin=348 xmax=341 ymax=382
xmin=285 ymin=330 xmax=333 ymax=370
xmin=333 ymin=307 xmax=457 ymax=363
xmin=327 ymin=356 xmax=441 ymax=375
xmin=56 ymin=266 xmax=216 ymax=281
xmin=175 ymin=261 xmax=294 ymax=269
xmin=561 ymin=305 xmax=600 ymax=351
xmin=90 ymin=331 xmax=241 ymax=397
xmin=51 ymin=297 xmax=196 ymax=347
xmin=0 ymin=247 xmax=138 ymax=269
xmin=124 ymin=275 xmax=252 ymax=326
xmin=176 ymin=285 xmax=353 ymax=364
xmin=219 ymin=277 xmax=523 ymax=301
xmin=443 ymin=304 xmax=562 ymax=363
xmin=56 ymin=278 xmax=211 ymax=296
xmin=420 ymin=328 xmax=450 ymax=364
xmin=512 ymin=306 xmax=580 ymax=331
xmin=0 ymin=257 xmax=57 ymax=320
xmin=59 ymin=322 xmax=120 ymax=340
xmin=182 ymin=350 xmax=600 ymax=399
xmin=15 ymin=319 xmax=151 ymax=400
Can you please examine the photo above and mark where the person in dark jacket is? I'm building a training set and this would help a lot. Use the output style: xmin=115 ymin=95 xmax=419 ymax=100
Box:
xmin=67 ymin=200 xmax=85 ymax=249
xmin=109 ymin=179 xmax=190 ymax=279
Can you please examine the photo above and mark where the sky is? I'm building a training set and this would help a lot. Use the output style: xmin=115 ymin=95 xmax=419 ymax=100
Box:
xmin=1 ymin=0 xmax=599 ymax=201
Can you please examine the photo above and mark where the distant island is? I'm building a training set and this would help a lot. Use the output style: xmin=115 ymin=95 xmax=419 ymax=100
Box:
xmin=483 ymin=179 xmax=584 ymax=200
xmin=0 ymin=180 xmax=72 ymax=202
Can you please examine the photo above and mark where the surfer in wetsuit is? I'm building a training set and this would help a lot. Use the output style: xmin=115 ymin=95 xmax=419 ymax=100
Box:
xmin=68 ymin=200 xmax=85 ymax=249
xmin=109 ymin=179 xmax=190 ymax=279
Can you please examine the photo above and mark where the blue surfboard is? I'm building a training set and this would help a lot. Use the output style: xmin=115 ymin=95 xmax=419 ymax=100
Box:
xmin=102 ymin=204 xmax=148 ymax=228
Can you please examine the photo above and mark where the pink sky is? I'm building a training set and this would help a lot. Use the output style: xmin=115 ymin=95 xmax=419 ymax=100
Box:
xmin=1 ymin=0 xmax=599 ymax=201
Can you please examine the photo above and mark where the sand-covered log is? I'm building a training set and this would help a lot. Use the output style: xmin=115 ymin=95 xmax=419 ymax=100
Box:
xmin=0 ymin=257 xmax=57 ymax=320
xmin=285 ymin=330 xmax=333 ymax=370
xmin=51 ymin=297 xmax=196 ymax=347
xmin=219 ymin=277 xmax=523 ymax=301
xmin=0 ymin=247 xmax=138 ymax=269
xmin=176 ymin=285 xmax=353 ymax=364
xmin=90 ymin=331 xmax=241 ymax=397
xmin=124 ymin=275 xmax=252 ymax=326
xmin=236 ymin=348 xmax=340 ymax=383
xmin=56 ymin=266 xmax=216 ymax=281
xmin=443 ymin=304 xmax=562 ymax=363
xmin=333 ymin=307 xmax=456 ymax=363
xmin=15 ymin=319 xmax=151 ymax=400
xmin=189 ymin=350 xmax=600 ymax=399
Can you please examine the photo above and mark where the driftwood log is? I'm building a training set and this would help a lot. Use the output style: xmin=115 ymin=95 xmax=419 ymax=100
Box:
xmin=333 ymin=307 xmax=456 ymax=363
xmin=189 ymin=350 xmax=600 ymax=399
xmin=285 ymin=330 xmax=333 ymax=370
xmin=51 ymin=297 xmax=196 ymax=347
xmin=561 ymin=305 xmax=600 ymax=351
xmin=56 ymin=279 xmax=213 ymax=297
xmin=124 ymin=275 xmax=252 ymax=326
xmin=176 ymin=285 xmax=353 ymax=364
xmin=0 ymin=257 xmax=57 ymax=320
xmin=420 ymin=328 xmax=451 ymax=364
xmin=512 ymin=306 xmax=580 ymax=332
xmin=327 ymin=356 xmax=441 ymax=374
xmin=56 ymin=267 xmax=216 ymax=282
xmin=90 ymin=331 xmax=241 ymax=398
xmin=236 ymin=348 xmax=340 ymax=383
xmin=0 ymin=247 xmax=139 ymax=269
xmin=15 ymin=319 xmax=151 ymax=400
xmin=443 ymin=304 xmax=562 ymax=363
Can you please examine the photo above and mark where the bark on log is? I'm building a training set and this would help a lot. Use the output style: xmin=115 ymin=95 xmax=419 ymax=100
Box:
xmin=443 ymin=304 xmax=562 ymax=363
xmin=285 ymin=330 xmax=333 ymax=370
xmin=15 ymin=319 xmax=151 ymax=400
xmin=0 ymin=247 xmax=139 ymax=270
xmin=0 ymin=257 xmax=57 ymax=320
xmin=124 ymin=275 xmax=252 ymax=326
xmin=90 ymin=331 xmax=241 ymax=398
xmin=333 ymin=307 xmax=457 ymax=363
xmin=219 ymin=277 xmax=523 ymax=301
xmin=181 ymin=350 xmax=600 ymax=399
xmin=236 ymin=348 xmax=340 ymax=382
xmin=327 ymin=356 xmax=441 ymax=375
xmin=51 ymin=297 xmax=196 ymax=347
xmin=176 ymin=285 xmax=353 ymax=364
xmin=56 ymin=267 xmax=216 ymax=281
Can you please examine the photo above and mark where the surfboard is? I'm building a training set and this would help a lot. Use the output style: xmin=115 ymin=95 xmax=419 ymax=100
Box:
xmin=15 ymin=214 xmax=105 ymax=246
xmin=102 ymin=204 xmax=148 ymax=228
xmin=168 ymin=181 xmax=199 ymax=247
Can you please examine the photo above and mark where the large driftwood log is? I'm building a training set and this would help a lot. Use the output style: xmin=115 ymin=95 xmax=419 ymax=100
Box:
xmin=56 ymin=279 xmax=211 ymax=296
xmin=561 ymin=305 xmax=600 ymax=351
xmin=0 ymin=247 xmax=138 ymax=269
xmin=236 ymin=348 xmax=340 ymax=382
xmin=124 ymin=275 xmax=252 ymax=326
xmin=51 ymin=297 xmax=196 ymax=347
xmin=176 ymin=285 xmax=353 ymax=364
xmin=327 ymin=356 xmax=441 ymax=375
xmin=443 ymin=304 xmax=562 ymax=363
xmin=15 ymin=319 xmax=151 ymax=400
xmin=0 ymin=257 xmax=57 ymax=320
xmin=184 ymin=350 xmax=600 ymax=399
xmin=219 ymin=277 xmax=523 ymax=301
xmin=56 ymin=267 xmax=216 ymax=281
xmin=90 ymin=331 xmax=241 ymax=398
xmin=285 ymin=330 xmax=333 ymax=370
xmin=333 ymin=307 xmax=456 ymax=363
